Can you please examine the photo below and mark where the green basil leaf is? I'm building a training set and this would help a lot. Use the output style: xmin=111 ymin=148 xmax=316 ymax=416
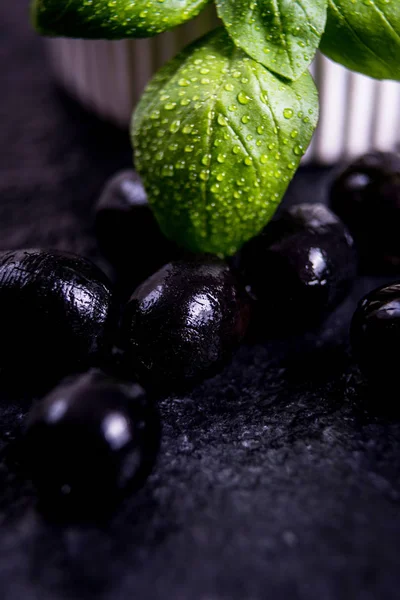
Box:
xmin=132 ymin=29 xmax=318 ymax=256
xmin=320 ymin=0 xmax=400 ymax=80
xmin=215 ymin=0 xmax=328 ymax=81
xmin=31 ymin=0 xmax=211 ymax=38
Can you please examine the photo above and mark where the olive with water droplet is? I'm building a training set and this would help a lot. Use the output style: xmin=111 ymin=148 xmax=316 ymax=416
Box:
xmin=119 ymin=256 xmax=250 ymax=391
xmin=237 ymin=203 xmax=357 ymax=331
xmin=330 ymin=151 xmax=400 ymax=271
xmin=23 ymin=370 xmax=160 ymax=518
xmin=95 ymin=170 xmax=178 ymax=287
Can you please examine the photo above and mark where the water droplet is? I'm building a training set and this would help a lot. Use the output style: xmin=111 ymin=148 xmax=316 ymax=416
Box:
xmin=244 ymin=157 xmax=252 ymax=166
xmin=290 ymin=129 xmax=298 ymax=138
xmin=224 ymin=83 xmax=234 ymax=92
xmin=178 ymin=78 xmax=189 ymax=87
xmin=217 ymin=115 xmax=227 ymax=127
xmin=241 ymin=115 xmax=250 ymax=124
xmin=238 ymin=92 xmax=250 ymax=105
xmin=217 ymin=154 xmax=226 ymax=163
xmin=293 ymin=145 xmax=304 ymax=156
xmin=232 ymin=146 xmax=240 ymax=154
xmin=169 ymin=120 xmax=180 ymax=133
xmin=162 ymin=165 xmax=174 ymax=177
xmin=182 ymin=125 xmax=192 ymax=134
xmin=164 ymin=102 xmax=176 ymax=111
xmin=260 ymin=155 xmax=268 ymax=164
xmin=185 ymin=145 xmax=194 ymax=153
xmin=202 ymin=154 xmax=211 ymax=166
xmin=200 ymin=68 xmax=209 ymax=75
xmin=257 ymin=125 xmax=264 ymax=134
xmin=283 ymin=108 xmax=294 ymax=119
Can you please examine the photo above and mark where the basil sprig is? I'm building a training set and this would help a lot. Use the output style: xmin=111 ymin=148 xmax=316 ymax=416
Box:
xmin=32 ymin=0 xmax=400 ymax=255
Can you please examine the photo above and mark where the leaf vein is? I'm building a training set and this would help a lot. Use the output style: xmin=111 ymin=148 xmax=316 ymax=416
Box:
xmin=328 ymin=0 xmax=392 ymax=70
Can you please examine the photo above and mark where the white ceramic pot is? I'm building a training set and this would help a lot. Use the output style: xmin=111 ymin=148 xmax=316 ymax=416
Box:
xmin=46 ymin=7 xmax=400 ymax=164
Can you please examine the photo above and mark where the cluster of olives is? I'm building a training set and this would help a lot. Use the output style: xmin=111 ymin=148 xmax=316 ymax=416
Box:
xmin=3 ymin=150 xmax=400 ymax=518
xmin=0 ymin=246 xmax=248 ymax=517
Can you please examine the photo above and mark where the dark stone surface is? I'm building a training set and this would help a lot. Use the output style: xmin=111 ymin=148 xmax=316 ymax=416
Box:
xmin=1 ymin=3 xmax=400 ymax=599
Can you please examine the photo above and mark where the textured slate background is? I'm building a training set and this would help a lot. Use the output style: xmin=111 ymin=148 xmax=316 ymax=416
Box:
xmin=1 ymin=3 xmax=400 ymax=599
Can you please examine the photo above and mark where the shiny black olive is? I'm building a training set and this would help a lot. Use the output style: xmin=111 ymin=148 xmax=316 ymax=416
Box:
xmin=119 ymin=256 xmax=250 ymax=392
xmin=23 ymin=370 xmax=160 ymax=518
xmin=351 ymin=282 xmax=400 ymax=386
xmin=0 ymin=249 xmax=113 ymax=389
xmin=95 ymin=169 xmax=178 ymax=287
xmin=238 ymin=203 xmax=356 ymax=331
xmin=330 ymin=151 xmax=400 ymax=270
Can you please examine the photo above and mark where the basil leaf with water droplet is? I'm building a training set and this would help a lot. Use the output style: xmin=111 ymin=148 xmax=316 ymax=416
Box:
xmin=320 ymin=0 xmax=400 ymax=80
xmin=31 ymin=0 xmax=211 ymax=38
xmin=215 ymin=0 xmax=327 ymax=81
xmin=132 ymin=29 xmax=318 ymax=256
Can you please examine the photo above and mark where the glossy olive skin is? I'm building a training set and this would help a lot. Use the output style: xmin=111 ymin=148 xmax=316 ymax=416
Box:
xmin=351 ymin=283 xmax=400 ymax=385
xmin=330 ymin=151 xmax=400 ymax=270
xmin=255 ymin=202 xmax=353 ymax=246
xmin=95 ymin=169 xmax=178 ymax=286
xmin=0 ymin=249 xmax=113 ymax=388
xmin=119 ymin=257 xmax=250 ymax=391
xmin=238 ymin=203 xmax=356 ymax=330
xmin=23 ymin=371 xmax=160 ymax=517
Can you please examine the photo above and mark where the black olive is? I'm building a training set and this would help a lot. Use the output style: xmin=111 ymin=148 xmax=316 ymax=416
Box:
xmin=95 ymin=169 xmax=178 ymax=288
xmin=351 ymin=283 xmax=400 ymax=388
xmin=23 ymin=370 xmax=160 ymax=518
xmin=238 ymin=203 xmax=356 ymax=332
xmin=330 ymin=151 xmax=400 ymax=271
xmin=119 ymin=256 xmax=250 ymax=392
xmin=0 ymin=249 xmax=113 ymax=390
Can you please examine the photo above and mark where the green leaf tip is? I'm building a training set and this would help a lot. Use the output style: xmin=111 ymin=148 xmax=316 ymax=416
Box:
xmin=321 ymin=0 xmax=400 ymax=81
xmin=216 ymin=0 xmax=328 ymax=81
xmin=30 ymin=0 xmax=212 ymax=39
